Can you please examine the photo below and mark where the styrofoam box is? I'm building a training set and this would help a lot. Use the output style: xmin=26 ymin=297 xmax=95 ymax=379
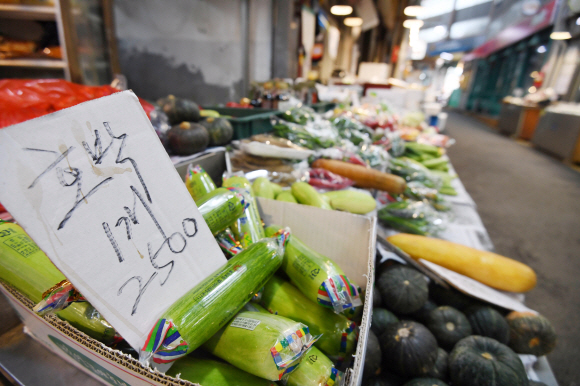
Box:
xmin=0 ymin=197 xmax=376 ymax=386
xmin=257 ymin=197 xmax=377 ymax=386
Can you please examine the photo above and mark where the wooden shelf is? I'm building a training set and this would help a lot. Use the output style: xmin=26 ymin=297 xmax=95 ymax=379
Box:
xmin=0 ymin=4 xmax=56 ymax=21
xmin=0 ymin=58 xmax=66 ymax=69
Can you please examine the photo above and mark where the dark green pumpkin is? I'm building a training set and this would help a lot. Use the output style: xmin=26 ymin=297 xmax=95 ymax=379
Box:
xmin=449 ymin=336 xmax=529 ymax=386
xmin=528 ymin=381 xmax=548 ymax=386
xmin=380 ymin=321 xmax=438 ymax=378
xmin=506 ymin=312 xmax=557 ymax=356
xmin=158 ymin=95 xmax=201 ymax=124
xmin=200 ymin=117 xmax=234 ymax=146
xmin=466 ymin=306 xmax=510 ymax=345
xmin=367 ymin=371 xmax=408 ymax=386
xmin=167 ymin=122 xmax=209 ymax=155
xmin=373 ymin=286 xmax=383 ymax=308
xmin=429 ymin=282 xmax=482 ymax=311
xmin=408 ymin=299 xmax=438 ymax=324
xmin=372 ymin=308 xmax=399 ymax=336
xmin=427 ymin=306 xmax=472 ymax=350
xmin=403 ymin=378 xmax=449 ymax=386
xmin=426 ymin=348 xmax=448 ymax=381
xmin=364 ymin=330 xmax=382 ymax=380
xmin=377 ymin=265 xmax=428 ymax=314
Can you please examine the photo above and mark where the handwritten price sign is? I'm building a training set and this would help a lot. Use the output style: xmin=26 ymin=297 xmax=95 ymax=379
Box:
xmin=0 ymin=91 xmax=226 ymax=350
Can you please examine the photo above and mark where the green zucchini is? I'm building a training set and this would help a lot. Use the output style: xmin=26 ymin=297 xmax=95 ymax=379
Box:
xmin=284 ymin=346 xmax=343 ymax=386
xmin=0 ymin=221 xmax=116 ymax=343
xmin=260 ymin=276 xmax=357 ymax=358
xmin=167 ymin=356 xmax=275 ymax=386
xmin=264 ymin=226 xmax=362 ymax=313
xmin=223 ymin=176 xmax=266 ymax=247
xmin=197 ymin=188 xmax=245 ymax=235
xmin=291 ymin=182 xmax=332 ymax=209
xmin=185 ymin=164 xmax=217 ymax=202
xmin=159 ymin=238 xmax=283 ymax=357
xmin=203 ymin=311 xmax=319 ymax=381
xmin=253 ymin=177 xmax=275 ymax=199
xmin=276 ymin=191 xmax=298 ymax=203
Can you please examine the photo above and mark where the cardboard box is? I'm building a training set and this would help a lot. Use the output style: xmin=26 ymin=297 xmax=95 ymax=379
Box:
xmin=0 ymin=197 xmax=376 ymax=386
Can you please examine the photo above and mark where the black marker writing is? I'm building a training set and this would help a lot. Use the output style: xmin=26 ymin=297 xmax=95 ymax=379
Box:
xmin=118 ymin=273 xmax=158 ymax=316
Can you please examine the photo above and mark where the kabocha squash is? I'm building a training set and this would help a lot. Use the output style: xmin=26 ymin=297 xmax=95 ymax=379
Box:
xmin=364 ymin=330 xmax=382 ymax=380
xmin=380 ymin=321 xmax=438 ymax=378
xmin=157 ymin=94 xmax=201 ymax=124
xmin=408 ymin=299 xmax=438 ymax=324
xmin=506 ymin=312 xmax=557 ymax=356
xmin=426 ymin=306 xmax=472 ymax=350
xmin=377 ymin=265 xmax=428 ymax=314
xmin=466 ymin=306 xmax=510 ymax=345
xmin=403 ymin=378 xmax=449 ymax=386
xmin=426 ymin=348 xmax=449 ymax=381
xmin=529 ymin=382 xmax=548 ymax=386
xmin=167 ymin=121 xmax=209 ymax=155
xmin=449 ymin=336 xmax=528 ymax=386
xmin=200 ymin=116 xmax=234 ymax=146
xmin=371 ymin=307 xmax=399 ymax=336
xmin=367 ymin=372 xmax=408 ymax=386
xmin=387 ymin=233 xmax=537 ymax=292
xmin=429 ymin=282 xmax=482 ymax=311
xmin=373 ymin=286 xmax=383 ymax=307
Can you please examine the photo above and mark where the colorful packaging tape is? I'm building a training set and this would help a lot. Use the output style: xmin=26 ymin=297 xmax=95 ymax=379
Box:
xmin=33 ymin=280 xmax=86 ymax=316
xmin=215 ymin=228 xmax=243 ymax=257
xmin=185 ymin=164 xmax=217 ymax=202
xmin=317 ymin=275 xmax=362 ymax=313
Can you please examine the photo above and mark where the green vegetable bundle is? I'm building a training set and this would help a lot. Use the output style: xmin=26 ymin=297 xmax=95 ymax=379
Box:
xmin=203 ymin=311 xmax=319 ymax=381
xmin=185 ymin=164 xmax=217 ymax=202
xmin=222 ymin=176 xmax=265 ymax=248
xmin=264 ymin=226 xmax=362 ymax=313
xmin=272 ymin=118 xmax=334 ymax=149
xmin=197 ymin=188 xmax=245 ymax=235
xmin=0 ymin=221 xmax=116 ymax=343
xmin=167 ymin=356 xmax=275 ymax=386
xmin=260 ymin=276 xmax=357 ymax=359
xmin=141 ymin=237 xmax=283 ymax=366
xmin=284 ymin=346 xmax=344 ymax=386
xmin=378 ymin=201 xmax=445 ymax=236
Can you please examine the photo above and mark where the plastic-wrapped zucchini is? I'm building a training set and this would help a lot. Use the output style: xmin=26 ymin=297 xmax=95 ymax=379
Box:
xmin=203 ymin=311 xmax=319 ymax=381
xmin=198 ymin=188 xmax=245 ymax=235
xmin=284 ymin=346 xmax=345 ymax=386
xmin=0 ymin=221 xmax=116 ymax=343
xmin=222 ymin=176 xmax=265 ymax=247
xmin=265 ymin=226 xmax=362 ymax=313
xmin=167 ymin=356 xmax=275 ymax=386
xmin=185 ymin=164 xmax=217 ymax=202
xmin=140 ymin=237 xmax=284 ymax=365
xmin=260 ymin=276 xmax=357 ymax=359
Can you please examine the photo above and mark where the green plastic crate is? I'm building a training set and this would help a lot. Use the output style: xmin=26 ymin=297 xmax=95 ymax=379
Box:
xmin=203 ymin=107 xmax=282 ymax=140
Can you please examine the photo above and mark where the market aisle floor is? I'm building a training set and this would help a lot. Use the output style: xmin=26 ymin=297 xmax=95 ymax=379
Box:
xmin=445 ymin=112 xmax=580 ymax=385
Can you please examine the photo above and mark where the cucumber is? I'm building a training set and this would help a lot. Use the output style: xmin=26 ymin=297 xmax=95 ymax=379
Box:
xmin=223 ymin=176 xmax=266 ymax=247
xmin=203 ymin=311 xmax=319 ymax=381
xmin=185 ymin=164 xmax=217 ymax=202
xmin=276 ymin=191 xmax=298 ymax=203
xmin=154 ymin=238 xmax=283 ymax=360
xmin=291 ymin=182 xmax=331 ymax=210
xmin=323 ymin=190 xmax=376 ymax=214
xmin=271 ymin=182 xmax=283 ymax=197
xmin=167 ymin=356 xmax=275 ymax=386
xmin=264 ymin=226 xmax=362 ymax=313
xmin=253 ymin=177 xmax=275 ymax=199
xmin=0 ymin=221 xmax=116 ymax=343
xmin=197 ymin=188 xmax=245 ymax=235
xmin=285 ymin=346 xmax=343 ymax=386
xmin=260 ymin=276 xmax=357 ymax=358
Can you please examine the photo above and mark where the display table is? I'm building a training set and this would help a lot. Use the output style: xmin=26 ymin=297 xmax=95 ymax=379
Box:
xmin=532 ymin=105 xmax=580 ymax=162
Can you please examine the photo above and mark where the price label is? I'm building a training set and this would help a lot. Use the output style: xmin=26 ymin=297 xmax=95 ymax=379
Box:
xmin=0 ymin=91 xmax=227 ymax=350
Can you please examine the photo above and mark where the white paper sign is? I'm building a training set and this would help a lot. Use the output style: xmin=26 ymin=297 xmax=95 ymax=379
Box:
xmin=419 ymin=260 xmax=536 ymax=314
xmin=0 ymin=91 xmax=227 ymax=350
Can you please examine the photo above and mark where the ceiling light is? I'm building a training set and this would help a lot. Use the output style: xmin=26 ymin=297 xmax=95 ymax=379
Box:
xmin=330 ymin=5 xmax=353 ymax=16
xmin=434 ymin=25 xmax=446 ymax=35
xmin=550 ymin=31 xmax=571 ymax=40
xmin=440 ymin=52 xmax=454 ymax=61
xmin=537 ymin=45 xmax=546 ymax=53
xmin=404 ymin=6 xmax=423 ymax=16
xmin=403 ymin=19 xmax=424 ymax=28
xmin=344 ymin=17 xmax=363 ymax=27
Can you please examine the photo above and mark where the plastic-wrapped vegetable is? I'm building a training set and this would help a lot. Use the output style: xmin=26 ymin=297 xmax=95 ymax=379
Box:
xmin=197 ymin=188 xmax=246 ymax=235
xmin=140 ymin=237 xmax=284 ymax=366
xmin=307 ymin=168 xmax=354 ymax=190
xmin=0 ymin=221 xmax=116 ymax=343
xmin=378 ymin=201 xmax=445 ymax=236
xmin=272 ymin=117 xmax=334 ymax=149
xmin=185 ymin=164 xmax=217 ymax=202
xmin=264 ymin=226 xmax=362 ymax=313
xmin=222 ymin=176 xmax=265 ymax=248
xmin=283 ymin=346 xmax=345 ymax=386
xmin=204 ymin=311 xmax=320 ymax=381
xmin=390 ymin=158 xmax=443 ymax=189
xmin=260 ymin=276 xmax=358 ymax=359
xmin=282 ymin=106 xmax=316 ymax=125
xmin=215 ymin=228 xmax=243 ymax=258
xmin=405 ymin=181 xmax=451 ymax=211
xmin=167 ymin=356 xmax=276 ymax=386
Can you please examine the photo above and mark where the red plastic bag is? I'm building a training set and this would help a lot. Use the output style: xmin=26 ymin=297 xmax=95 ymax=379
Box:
xmin=0 ymin=79 xmax=154 ymax=129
